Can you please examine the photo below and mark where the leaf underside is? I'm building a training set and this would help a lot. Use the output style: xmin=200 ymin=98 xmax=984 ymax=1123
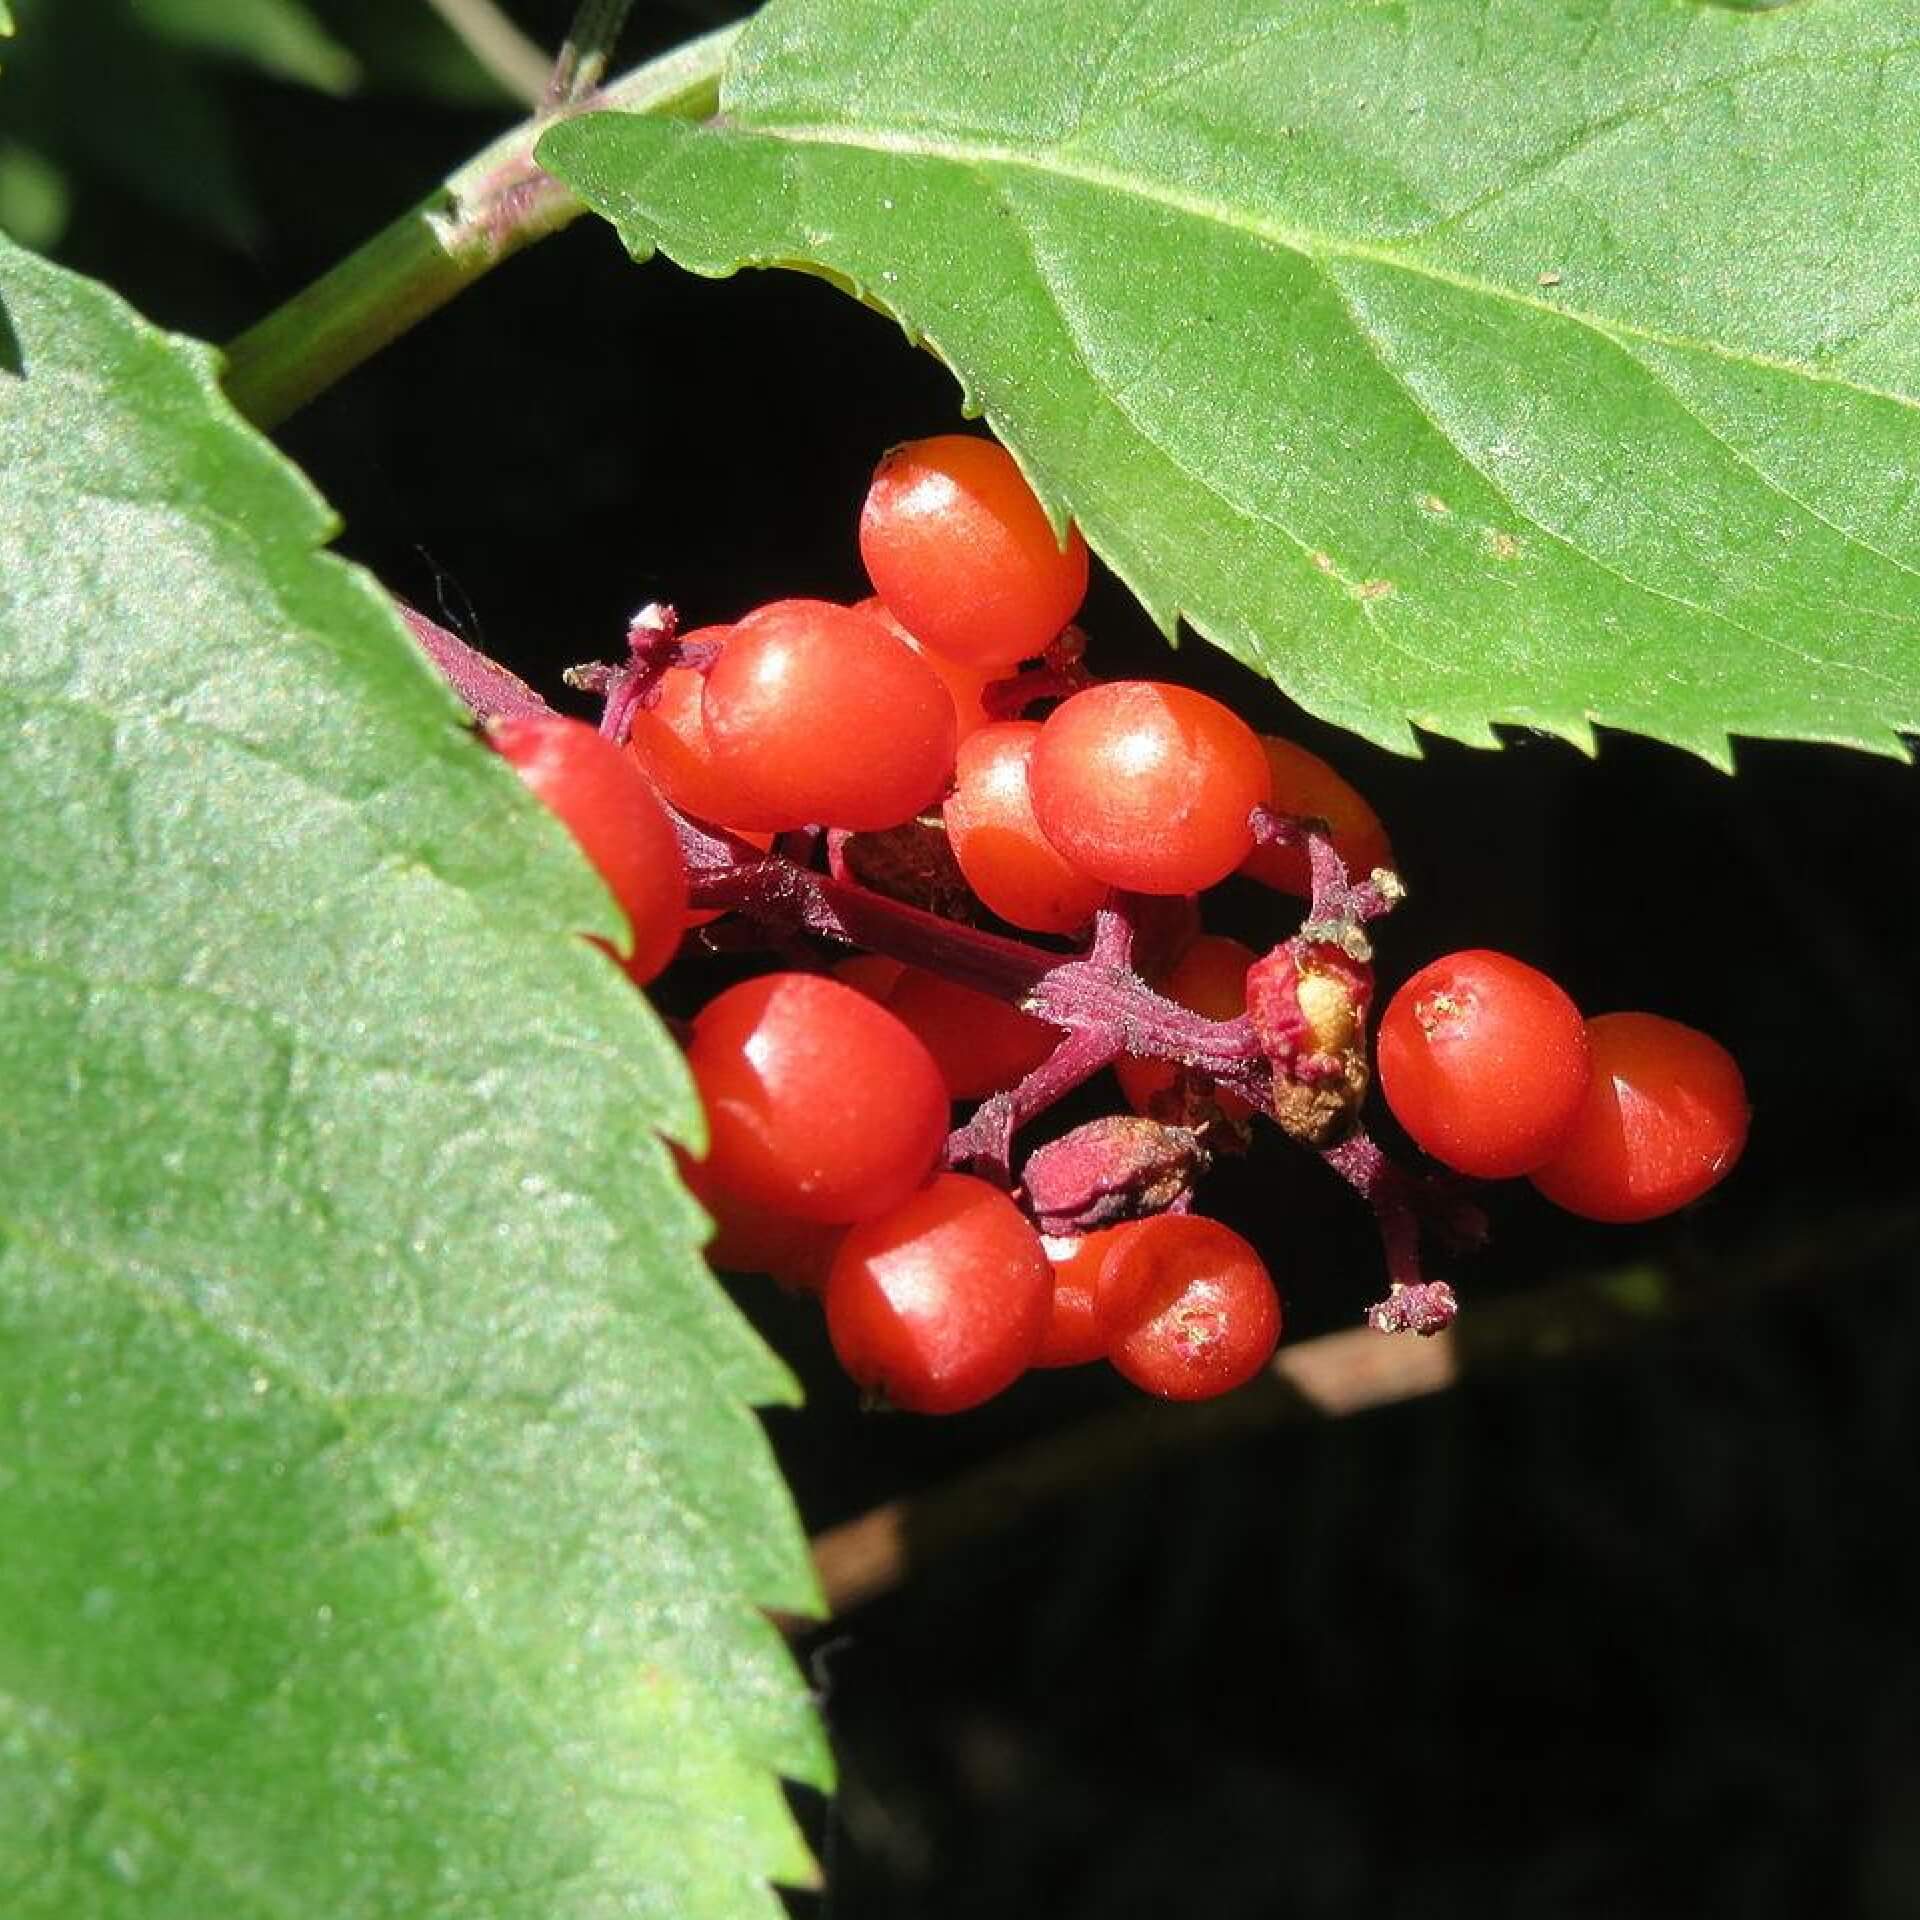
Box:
xmin=0 ymin=236 xmax=825 ymax=1919
xmin=543 ymin=0 xmax=1920 ymax=765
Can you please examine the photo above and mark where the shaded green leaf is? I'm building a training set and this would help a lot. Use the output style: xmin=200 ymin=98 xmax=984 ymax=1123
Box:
xmin=0 ymin=140 xmax=68 ymax=249
xmin=316 ymin=0 xmax=522 ymax=107
xmin=544 ymin=0 xmax=1920 ymax=764
xmin=134 ymin=0 xmax=361 ymax=96
xmin=3 ymin=0 xmax=263 ymax=248
xmin=0 ymin=233 xmax=825 ymax=1917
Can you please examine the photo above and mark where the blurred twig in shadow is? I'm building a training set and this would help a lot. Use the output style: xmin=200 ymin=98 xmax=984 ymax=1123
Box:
xmin=423 ymin=0 xmax=551 ymax=105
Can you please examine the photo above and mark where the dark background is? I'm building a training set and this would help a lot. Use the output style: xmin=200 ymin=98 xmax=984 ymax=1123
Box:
xmin=10 ymin=5 xmax=1919 ymax=1914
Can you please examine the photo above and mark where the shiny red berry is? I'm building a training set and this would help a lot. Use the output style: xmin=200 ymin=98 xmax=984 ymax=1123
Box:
xmin=942 ymin=720 xmax=1110 ymax=934
xmin=860 ymin=434 xmax=1088 ymax=670
xmin=1095 ymin=1215 xmax=1281 ymax=1401
xmin=1376 ymin=950 xmax=1590 ymax=1179
xmin=701 ymin=599 xmax=956 ymax=830
xmin=826 ymin=1174 xmax=1053 ymax=1412
xmin=489 ymin=711 xmax=688 ymax=985
xmin=686 ymin=973 xmax=949 ymax=1224
xmin=1529 ymin=1013 xmax=1748 ymax=1222
xmin=1028 ymin=681 xmax=1272 ymax=895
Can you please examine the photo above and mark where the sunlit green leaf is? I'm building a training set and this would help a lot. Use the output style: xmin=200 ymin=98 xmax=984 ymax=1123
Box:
xmin=0 ymin=233 xmax=825 ymax=1919
xmin=545 ymin=0 xmax=1920 ymax=764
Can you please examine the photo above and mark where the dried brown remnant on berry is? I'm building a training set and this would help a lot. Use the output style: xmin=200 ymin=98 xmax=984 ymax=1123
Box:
xmin=1270 ymin=1052 xmax=1369 ymax=1147
xmin=839 ymin=816 xmax=980 ymax=921
xmin=1247 ymin=939 xmax=1373 ymax=1146
xmin=1414 ymin=984 xmax=1470 ymax=1038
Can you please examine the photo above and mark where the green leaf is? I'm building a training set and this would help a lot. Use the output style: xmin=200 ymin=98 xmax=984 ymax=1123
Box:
xmin=315 ymin=0 xmax=522 ymax=107
xmin=133 ymin=0 xmax=361 ymax=96
xmin=2 ymin=0 xmax=264 ymax=249
xmin=0 ymin=234 xmax=826 ymax=1917
xmin=542 ymin=0 xmax=1920 ymax=764
xmin=0 ymin=140 xmax=68 ymax=249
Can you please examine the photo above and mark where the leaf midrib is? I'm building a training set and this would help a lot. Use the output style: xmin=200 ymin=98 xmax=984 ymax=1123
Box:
xmin=725 ymin=116 xmax=1920 ymax=417
xmin=696 ymin=110 xmax=1917 ymax=717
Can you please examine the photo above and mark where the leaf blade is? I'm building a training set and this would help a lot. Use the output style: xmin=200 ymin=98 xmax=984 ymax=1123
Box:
xmin=543 ymin=0 xmax=1920 ymax=759
xmin=0 ymin=234 xmax=825 ymax=1919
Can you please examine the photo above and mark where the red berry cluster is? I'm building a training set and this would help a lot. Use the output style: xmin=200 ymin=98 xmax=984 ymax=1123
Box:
xmin=467 ymin=430 xmax=1749 ymax=1414
xmin=1376 ymin=953 xmax=1750 ymax=1222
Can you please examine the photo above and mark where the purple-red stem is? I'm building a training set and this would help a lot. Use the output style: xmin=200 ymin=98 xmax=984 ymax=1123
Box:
xmin=401 ymin=604 xmax=553 ymax=723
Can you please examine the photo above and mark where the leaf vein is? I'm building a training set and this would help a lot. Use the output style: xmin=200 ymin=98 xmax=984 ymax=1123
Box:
xmin=964 ymin=166 xmax=1426 ymax=670
xmin=1314 ymin=256 xmax=1882 ymax=693
xmin=1402 ymin=41 xmax=1919 ymax=248
xmin=739 ymin=116 xmax=1920 ymax=416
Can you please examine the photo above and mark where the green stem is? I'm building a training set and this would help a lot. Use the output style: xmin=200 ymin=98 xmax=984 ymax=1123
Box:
xmin=221 ymin=20 xmax=741 ymax=432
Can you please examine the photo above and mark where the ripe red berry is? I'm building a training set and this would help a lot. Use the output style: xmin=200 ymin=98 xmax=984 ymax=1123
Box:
xmin=686 ymin=973 xmax=950 ymax=1224
xmin=1376 ymin=950 xmax=1590 ymax=1179
xmin=942 ymin=720 xmax=1110 ymax=934
xmin=489 ymin=711 xmax=689 ymax=986
xmin=1115 ymin=933 xmax=1258 ymax=1124
xmin=1028 ymin=681 xmax=1272 ymax=895
xmin=1239 ymin=735 xmax=1395 ymax=897
xmin=620 ymin=634 xmax=778 ymax=925
xmin=883 ymin=965 xmax=1062 ymax=1100
xmin=831 ymin=953 xmax=907 ymax=1002
xmin=826 ymin=1174 xmax=1053 ymax=1412
xmin=677 ymin=1150 xmax=843 ymax=1292
xmin=623 ymin=624 xmax=771 ymax=833
xmin=1035 ymin=1230 xmax=1123 ymax=1368
xmin=1095 ymin=1215 xmax=1281 ymax=1401
xmin=854 ymin=594 xmax=997 ymax=744
xmin=833 ymin=954 xmax=1061 ymax=1098
xmin=701 ymin=598 xmax=957 ymax=830
xmin=860 ymin=434 xmax=1088 ymax=669
xmin=1528 ymin=1013 xmax=1749 ymax=1222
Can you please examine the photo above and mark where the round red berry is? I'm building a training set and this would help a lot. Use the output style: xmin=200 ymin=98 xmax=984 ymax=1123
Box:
xmin=701 ymin=598 xmax=956 ymax=830
xmin=489 ymin=711 xmax=688 ymax=986
xmin=686 ymin=972 xmax=949 ymax=1224
xmin=677 ymin=1149 xmax=843 ymax=1292
xmin=1239 ymin=735 xmax=1394 ymax=897
xmin=854 ymin=595 xmax=998 ymax=744
xmin=1095 ymin=1215 xmax=1281 ymax=1401
xmin=860 ymin=434 xmax=1088 ymax=670
xmin=1035 ymin=1230 xmax=1123 ymax=1369
xmin=942 ymin=721 xmax=1110 ymax=934
xmin=883 ymin=965 xmax=1062 ymax=1100
xmin=1028 ymin=681 xmax=1272 ymax=895
xmin=623 ymin=625 xmax=769 ymax=831
xmin=1528 ymin=1012 xmax=1748 ymax=1222
xmin=826 ymin=1174 xmax=1053 ymax=1412
xmin=1376 ymin=950 xmax=1590 ymax=1179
